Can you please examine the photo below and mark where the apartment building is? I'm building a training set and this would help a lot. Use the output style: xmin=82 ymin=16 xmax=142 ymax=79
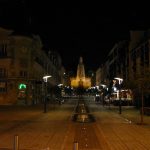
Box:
xmin=96 ymin=29 xmax=150 ymax=105
xmin=129 ymin=30 xmax=150 ymax=80
xmin=0 ymin=27 xmax=64 ymax=105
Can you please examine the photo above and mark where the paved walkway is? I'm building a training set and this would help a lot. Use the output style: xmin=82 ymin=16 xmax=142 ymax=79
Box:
xmin=91 ymin=104 xmax=150 ymax=150
xmin=0 ymin=98 xmax=150 ymax=150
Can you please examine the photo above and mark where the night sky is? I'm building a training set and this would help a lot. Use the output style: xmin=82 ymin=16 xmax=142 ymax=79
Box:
xmin=0 ymin=1 xmax=150 ymax=73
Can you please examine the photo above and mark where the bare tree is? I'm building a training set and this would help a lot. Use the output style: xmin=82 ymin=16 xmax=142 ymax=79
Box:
xmin=125 ymin=67 xmax=150 ymax=124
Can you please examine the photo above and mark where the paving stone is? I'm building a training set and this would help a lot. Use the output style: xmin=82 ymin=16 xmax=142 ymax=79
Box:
xmin=0 ymin=98 xmax=150 ymax=150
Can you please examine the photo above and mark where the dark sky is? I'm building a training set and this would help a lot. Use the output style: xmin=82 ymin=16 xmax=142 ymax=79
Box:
xmin=0 ymin=1 xmax=150 ymax=73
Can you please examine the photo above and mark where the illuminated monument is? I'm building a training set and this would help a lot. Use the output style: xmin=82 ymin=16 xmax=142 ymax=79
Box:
xmin=71 ymin=57 xmax=91 ymax=88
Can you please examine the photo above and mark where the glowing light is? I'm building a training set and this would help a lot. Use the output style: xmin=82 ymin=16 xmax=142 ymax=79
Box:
xmin=114 ymin=77 xmax=123 ymax=84
xmin=18 ymin=84 xmax=26 ymax=90
xmin=43 ymin=75 xmax=52 ymax=82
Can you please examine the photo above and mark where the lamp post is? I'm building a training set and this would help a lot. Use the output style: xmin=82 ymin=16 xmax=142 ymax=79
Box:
xmin=43 ymin=75 xmax=52 ymax=113
xmin=100 ymin=84 xmax=107 ymax=106
xmin=114 ymin=77 xmax=123 ymax=114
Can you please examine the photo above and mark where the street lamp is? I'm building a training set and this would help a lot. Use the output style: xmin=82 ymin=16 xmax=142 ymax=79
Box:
xmin=43 ymin=75 xmax=52 ymax=113
xmin=114 ymin=77 xmax=123 ymax=114
xmin=43 ymin=75 xmax=52 ymax=82
xmin=100 ymin=84 xmax=107 ymax=106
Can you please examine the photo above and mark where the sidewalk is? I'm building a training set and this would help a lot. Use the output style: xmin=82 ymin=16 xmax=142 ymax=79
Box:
xmin=0 ymin=100 xmax=150 ymax=150
xmin=90 ymin=103 xmax=150 ymax=150
xmin=103 ymin=105 xmax=150 ymax=125
xmin=0 ymin=103 xmax=74 ymax=150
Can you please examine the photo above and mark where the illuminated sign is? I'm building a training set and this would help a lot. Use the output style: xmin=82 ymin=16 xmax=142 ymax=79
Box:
xmin=18 ymin=84 xmax=26 ymax=90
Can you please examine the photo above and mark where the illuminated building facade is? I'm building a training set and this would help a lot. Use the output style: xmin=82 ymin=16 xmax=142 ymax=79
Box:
xmin=71 ymin=57 xmax=91 ymax=88
xmin=0 ymin=27 xmax=64 ymax=105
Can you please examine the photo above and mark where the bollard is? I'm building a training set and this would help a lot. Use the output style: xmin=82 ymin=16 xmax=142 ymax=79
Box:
xmin=73 ymin=141 xmax=78 ymax=150
xmin=14 ymin=135 xmax=19 ymax=150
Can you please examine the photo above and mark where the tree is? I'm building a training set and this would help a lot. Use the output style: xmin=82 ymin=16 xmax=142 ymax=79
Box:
xmin=125 ymin=67 xmax=150 ymax=124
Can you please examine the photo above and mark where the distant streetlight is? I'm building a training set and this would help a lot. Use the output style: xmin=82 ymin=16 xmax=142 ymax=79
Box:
xmin=114 ymin=77 xmax=123 ymax=114
xmin=43 ymin=75 xmax=52 ymax=82
xmin=100 ymin=84 xmax=107 ymax=106
xmin=100 ymin=84 xmax=107 ymax=88
xmin=58 ymin=83 xmax=63 ymax=87
xmin=43 ymin=75 xmax=52 ymax=113
xmin=114 ymin=77 xmax=123 ymax=84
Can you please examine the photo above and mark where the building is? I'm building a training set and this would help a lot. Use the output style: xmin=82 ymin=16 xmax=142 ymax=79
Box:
xmin=71 ymin=57 xmax=91 ymax=89
xmin=0 ymin=27 xmax=64 ymax=105
xmin=129 ymin=30 xmax=150 ymax=80
xmin=95 ymin=29 xmax=150 ymax=106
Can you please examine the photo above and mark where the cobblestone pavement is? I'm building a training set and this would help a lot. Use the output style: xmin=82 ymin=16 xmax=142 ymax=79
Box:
xmin=0 ymin=97 xmax=150 ymax=150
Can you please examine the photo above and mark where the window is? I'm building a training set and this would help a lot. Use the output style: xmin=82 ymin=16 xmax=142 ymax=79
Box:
xmin=0 ymin=81 xmax=7 ymax=93
xmin=0 ymin=68 xmax=6 ymax=77
xmin=140 ymin=46 xmax=144 ymax=66
xmin=19 ymin=71 xmax=28 ymax=77
xmin=0 ymin=43 xmax=7 ymax=57
xmin=145 ymin=42 xmax=149 ymax=66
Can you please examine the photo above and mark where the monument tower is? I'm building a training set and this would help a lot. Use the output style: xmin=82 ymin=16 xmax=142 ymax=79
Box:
xmin=71 ymin=57 xmax=91 ymax=88
xmin=77 ymin=57 xmax=85 ymax=79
